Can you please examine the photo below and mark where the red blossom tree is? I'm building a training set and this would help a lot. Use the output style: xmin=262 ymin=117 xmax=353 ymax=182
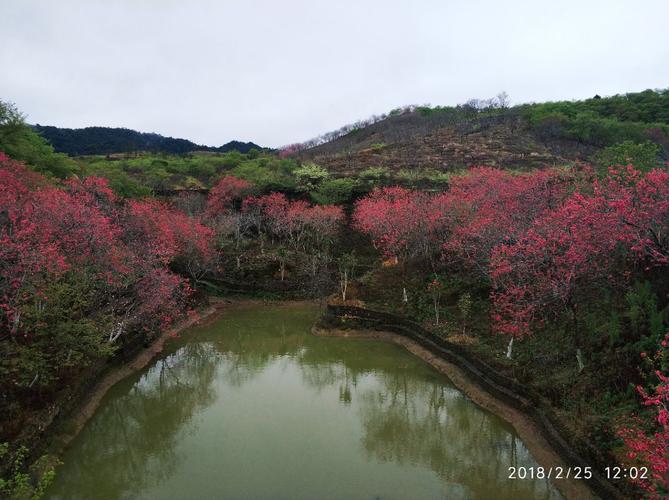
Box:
xmin=123 ymin=198 xmax=216 ymax=282
xmin=0 ymin=153 xmax=216 ymax=346
xmin=242 ymin=192 xmax=289 ymax=253
xmin=302 ymin=204 xmax=345 ymax=252
xmin=619 ymin=336 xmax=669 ymax=499
xmin=352 ymin=187 xmax=434 ymax=261
xmin=277 ymin=143 xmax=305 ymax=158
xmin=489 ymin=165 xmax=669 ymax=364
xmin=241 ymin=192 xmax=343 ymax=277
xmin=490 ymin=193 xmax=624 ymax=334
xmin=243 ymin=192 xmax=343 ymax=252
xmin=206 ymin=176 xmax=253 ymax=216
xmin=134 ymin=268 xmax=192 ymax=333
xmin=0 ymin=151 xmax=223 ymax=431
xmin=352 ymin=187 xmax=442 ymax=302
xmin=442 ymin=167 xmax=585 ymax=280
xmin=600 ymin=165 xmax=669 ymax=267
xmin=0 ymin=160 xmax=134 ymax=338
xmin=0 ymin=155 xmax=68 ymax=336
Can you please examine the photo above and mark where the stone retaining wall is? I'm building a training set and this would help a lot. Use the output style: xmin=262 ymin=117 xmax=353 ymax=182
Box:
xmin=322 ymin=304 xmax=624 ymax=500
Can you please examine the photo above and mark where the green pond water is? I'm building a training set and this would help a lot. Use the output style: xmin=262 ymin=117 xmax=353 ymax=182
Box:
xmin=47 ymin=304 xmax=561 ymax=500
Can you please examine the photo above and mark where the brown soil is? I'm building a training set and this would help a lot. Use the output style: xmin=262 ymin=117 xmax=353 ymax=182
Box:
xmin=304 ymin=119 xmax=580 ymax=175
xmin=313 ymin=326 xmax=597 ymax=500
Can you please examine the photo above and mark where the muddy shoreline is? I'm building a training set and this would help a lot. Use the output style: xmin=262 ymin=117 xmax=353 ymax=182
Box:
xmin=46 ymin=299 xmax=224 ymax=455
xmin=313 ymin=326 xmax=596 ymax=500
xmin=46 ymin=297 xmax=320 ymax=456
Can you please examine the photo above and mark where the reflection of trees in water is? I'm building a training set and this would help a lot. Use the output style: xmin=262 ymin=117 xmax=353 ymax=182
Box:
xmin=356 ymin=374 xmax=559 ymax=499
xmin=50 ymin=308 xmax=559 ymax=499
xmin=296 ymin=338 xmax=392 ymax=403
xmin=299 ymin=359 xmax=360 ymax=405
xmin=213 ymin=322 xmax=306 ymax=387
xmin=296 ymin=341 xmax=560 ymax=499
xmin=49 ymin=343 xmax=219 ymax=500
xmin=212 ymin=316 xmax=559 ymax=498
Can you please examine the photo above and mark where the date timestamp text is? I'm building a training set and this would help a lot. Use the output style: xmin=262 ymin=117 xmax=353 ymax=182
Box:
xmin=508 ymin=466 xmax=648 ymax=480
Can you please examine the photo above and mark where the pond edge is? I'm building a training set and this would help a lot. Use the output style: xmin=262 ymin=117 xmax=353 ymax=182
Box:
xmin=318 ymin=304 xmax=624 ymax=500
xmin=42 ymin=297 xmax=321 ymax=460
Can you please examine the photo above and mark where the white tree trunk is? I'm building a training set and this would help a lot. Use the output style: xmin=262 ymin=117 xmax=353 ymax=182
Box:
xmin=341 ymin=270 xmax=348 ymax=302
xmin=11 ymin=311 xmax=21 ymax=334
xmin=506 ymin=337 xmax=514 ymax=359
xmin=576 ymin=348 xmax=585 ymax=373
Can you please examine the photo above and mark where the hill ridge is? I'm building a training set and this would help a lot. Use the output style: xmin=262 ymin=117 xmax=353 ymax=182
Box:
xmin=32 ymin=124 xmax=265 ymax=156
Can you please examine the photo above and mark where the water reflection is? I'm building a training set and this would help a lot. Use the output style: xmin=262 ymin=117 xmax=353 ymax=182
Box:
xmin=49 ymin=343 xmax=219 ymax=499
xmin=48 ymin=305 xmax=560 ymax=500
xmin=295 ymin=340 xmax=558 ymax=499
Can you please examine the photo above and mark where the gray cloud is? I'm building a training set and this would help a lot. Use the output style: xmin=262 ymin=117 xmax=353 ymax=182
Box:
xmin=1 ymin=0 xmax=668 ymax=147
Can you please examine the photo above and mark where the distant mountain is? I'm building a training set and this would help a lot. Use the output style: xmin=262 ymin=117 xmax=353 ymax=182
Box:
xmin=32 ymin=125 xmax=265 ymax=156
xmin=216 ymin=140 xmax=264 ymax=154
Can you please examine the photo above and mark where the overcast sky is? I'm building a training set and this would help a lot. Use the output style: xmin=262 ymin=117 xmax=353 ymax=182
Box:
xmin=1 ymin=0 xmax=668 ymax=148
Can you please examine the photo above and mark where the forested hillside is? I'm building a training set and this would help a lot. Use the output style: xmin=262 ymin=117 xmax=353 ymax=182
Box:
xmin=1 ymin=90 xmax=669 ymax=498
xmin=31 ymin=124 xmax=264 ymax=156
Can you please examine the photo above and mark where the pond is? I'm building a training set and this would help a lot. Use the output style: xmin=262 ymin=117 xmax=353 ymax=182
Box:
xmin=47 ymin=303 xmax=561 ymax=499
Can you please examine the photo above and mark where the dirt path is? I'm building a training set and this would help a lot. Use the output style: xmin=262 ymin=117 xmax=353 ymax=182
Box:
xmin=313 ymin=326 xmax=597 ymax=500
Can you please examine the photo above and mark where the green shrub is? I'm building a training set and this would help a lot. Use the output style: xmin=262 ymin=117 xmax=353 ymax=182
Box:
xmin=230 ymin=157 xmax=298 ymax=191
xmin=625 ymin=281 xmax=668 ymax=351
xmin=294 ymin=163 xmax=329 ymax=191
xmin=521 ymin=89 xmax=669 ymax=148
xmin=247 ymin=148 xmax=259 ymax=159
xmin=594 ymin=140 xmax=661 ymax=172
xmin=0 ymin=100 xmax=79 ymax=178
xmin=0 ymin=443 xmax=59 ymax=499
xmin=311 ymin=178 xmax=357 ymax=204
xmin=359 ymin=166 xmax=388 ymax=180
xmin=3 ymin=272 xmax=116 ymax=395
xmin=83 ymin=163 xmax=152 ymax=197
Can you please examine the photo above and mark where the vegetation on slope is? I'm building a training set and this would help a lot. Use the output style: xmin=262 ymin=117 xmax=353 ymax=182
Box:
xmin=2 ymin=92 xmax=669 ymax=497
xmin=350 ymin=167 xmax=669 ymax=497
xmin=294 ymin=88 xmax=668 ymax=175
xmin=0 ymin=101 xmax=78 ymax=179
xmin=520 ymin=89 xmax=669 ymax=147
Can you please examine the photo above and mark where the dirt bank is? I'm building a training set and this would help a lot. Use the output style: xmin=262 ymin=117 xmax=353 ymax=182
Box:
xmin=47 ymin=299 xmax=226 ymax=454
xmin=48 ymin=298 xmax=320 ymax=454
xmin=313 ymin=326 xmax=596 ymax=500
